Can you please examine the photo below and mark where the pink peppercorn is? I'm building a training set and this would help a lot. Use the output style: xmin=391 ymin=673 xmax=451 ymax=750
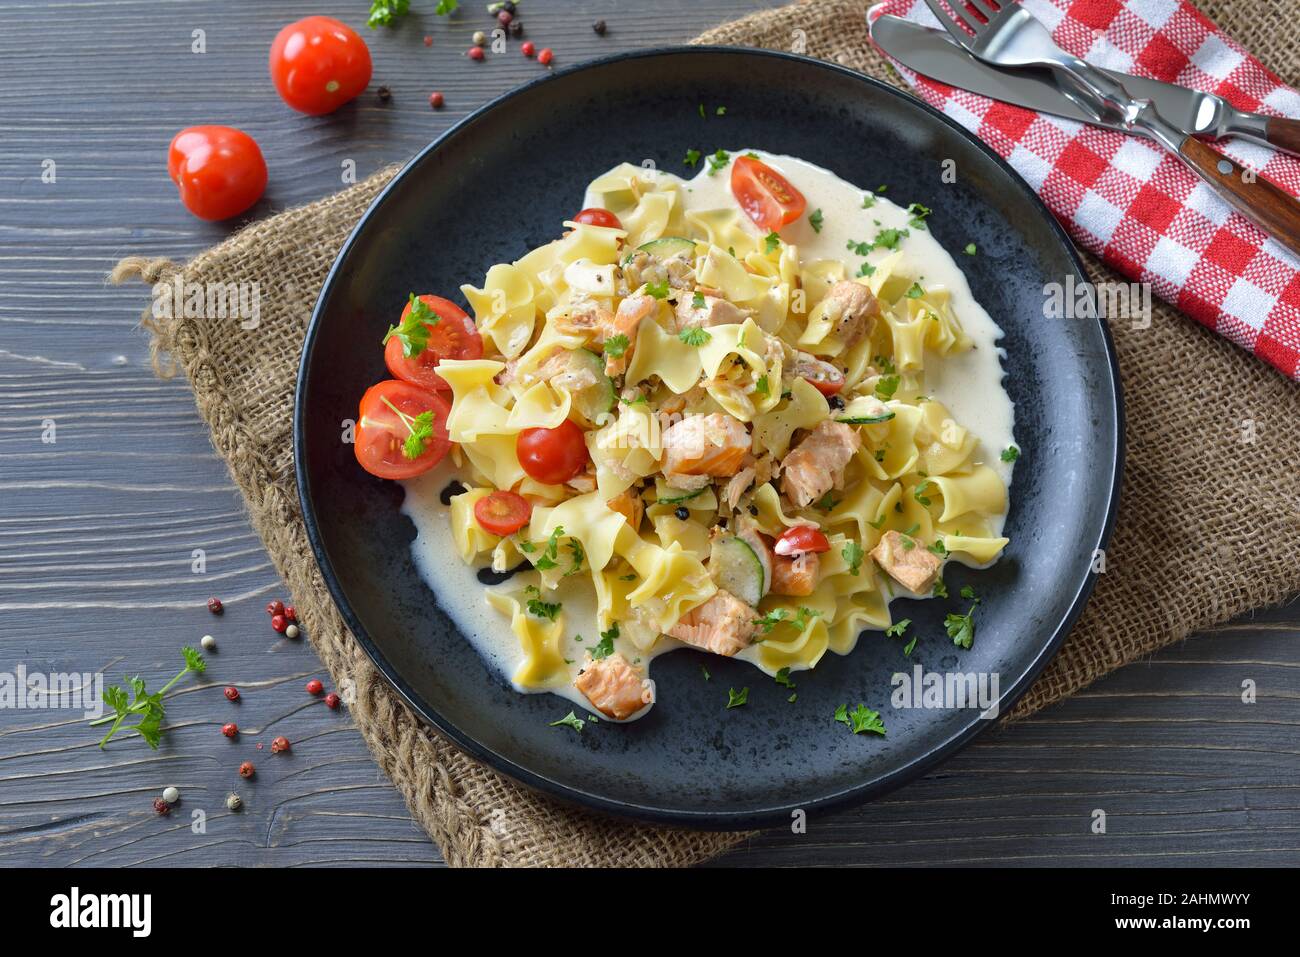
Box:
xmin=429 ymin=91 xmax=445 ymax=109
xmin=521 ymin=41 xmax=535 ymax=57
xmin=239 ymin=761 xmax=255 ymax=779
xmin=325 ymin=692 xmax=341 ymax=710
xmin=423 ymin=35 xmax=432 ymax=47
xmin=271 ymin=736 xmax=290 ymax=754
xmin=222 ymin=722 xmax=238 ymax=738
xmin=271 ymin=614 xmax=287 ymax=633
xmin=153 ymin=798 xmax=171 ymax=816
xmin=306 ymin=679 xmax=323 ymax=696
xmin=266 ymin=600 xmax=284 ymax=616
xmin=538 ymin=48 xmax=553 ymax=66
xmin=284 ymin=606 xmax=297 ymax=622
xmin=223 ymin=686 xmax=239 ymax=702
xmin=497 ymin=10 xmax=513 ymax=27
xmin=207 ymin=597 xmax=223 ymax=615
xmin=468 ymin=46 xmax=484 ymax=61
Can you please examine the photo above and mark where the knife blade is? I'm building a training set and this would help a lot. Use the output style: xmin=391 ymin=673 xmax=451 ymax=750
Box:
xmin=870 ymin=15 xmax=1294 ymax=155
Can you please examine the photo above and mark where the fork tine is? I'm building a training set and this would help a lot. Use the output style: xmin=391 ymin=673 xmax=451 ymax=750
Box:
xmin=966 ymin=0 xmax=1000 ymax=18
xmin=923 ymin=0 xmax=984 ymax=38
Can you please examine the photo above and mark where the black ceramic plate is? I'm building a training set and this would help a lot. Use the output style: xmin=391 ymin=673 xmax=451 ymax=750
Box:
xmin=296 ymin=48 xmax=1122 ymax=827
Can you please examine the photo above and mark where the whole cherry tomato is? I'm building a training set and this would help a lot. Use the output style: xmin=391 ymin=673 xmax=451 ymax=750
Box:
xmin=167 ymin=126 xmax=267 ymax=221
xmin=516 ymin=420 xmax=589 ymax=486
xmin=269 ymin=16 xmax=372 ymax=115
xmin=571 ymin=208 xmax=622 ymax=229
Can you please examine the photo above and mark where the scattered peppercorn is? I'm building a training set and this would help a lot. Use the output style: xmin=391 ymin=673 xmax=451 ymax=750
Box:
xmin=201 ymin=634 xmax=216 ymax=651
xmin=502 ymin=1 xmax=516 ymax=12
xmin=223 ymin=686 xmax=239 ymax=702
xmin=593 ymin=19 xmax=607 ymax=35
xmin=521 ymin=40 xmax=535 ymax=57
xmin=306 ymin=679 xmax=323 ymax=696
xmin=674 ymin=506 xmax=690 ymax=521
xmin=267 ymin=600 xmax=284 ymax=617
xmin=285 ymin=624 xmax=301 ymax=639
xmin=829 ymin=395 xmax=845 ymax=410
xmin=429 ymin=91 xmax=445 ymax=109
xmin=239 ymin=761 xmax=255 ymax=779
xmin=749 ymin=505 xmax=759 ymax=516
xmin=153 ymin=798 xmax=170 ymax=816
xmin=226 ymin=793 xmax=243 ymax=812
xmin=271 ymin=736 xmax=290 ymax=754
xmin=423 ymin=35 xmax=432 ymax=47
xmin=468 ymin=46 xmax=485 ymax=61
xmin=377 ymin=85 xmax=391 ymax=103
xmin=497 ymin=10 xmax=513 ymax=26
xmin=538 ymin=47 xmax=554 ymax=66
xmin=271 ymin=614 xmax=287 ymax=633
xmin=508 ymin=20 xmax=523 ymax=38
xmin=325 ymin=692 xmax=341 ymax=710
xmin=207 ymin=597 xmax=223 ymax=615
xmin=718 ymin=516 xmax=728 ymax=528
xmin=162 ymin=786 xmax=179 ymax=804
xmin=472 ymin=30 xmax=487 ymax=46
xmin=284 ymin=606 xmax=297 ymax=622
xmin=222 ymin=722 xmax=238 ymax=738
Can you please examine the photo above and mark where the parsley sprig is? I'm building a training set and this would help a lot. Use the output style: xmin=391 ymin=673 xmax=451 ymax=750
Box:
xmin=379 ymin=396 xmax=436 ymax=459
xmin=90 ymin=647 xmax=206 ymax=749
xmin=834 ymin=703 xmax=887 ymax=735
xmin=382 ymin=294 xmax=441 ymax=358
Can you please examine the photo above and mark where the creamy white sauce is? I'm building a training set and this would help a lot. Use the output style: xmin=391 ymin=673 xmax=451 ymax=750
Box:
xmin=401 ymin=151 xmax=1016 ymax=719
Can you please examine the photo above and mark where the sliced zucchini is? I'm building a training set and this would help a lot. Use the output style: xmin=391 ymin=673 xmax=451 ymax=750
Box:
xmin=708 ymin=532 xmax=765 ymax=608
xmin=736 ymin=526 xmax=773 ymax=597
xmin=835 ymin=395 xmax=895 ymax=425
xmin=564 ymin=348 xmax=616 ymax=426
xmin=656 ymin=485 xmax=708 ymax=507
xmin=638 ymin=236 xmax=697 ymax=260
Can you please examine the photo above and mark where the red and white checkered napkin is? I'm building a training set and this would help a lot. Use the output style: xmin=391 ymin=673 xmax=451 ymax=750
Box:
xmin=868 ymin=0 xmax=1300 ymax=380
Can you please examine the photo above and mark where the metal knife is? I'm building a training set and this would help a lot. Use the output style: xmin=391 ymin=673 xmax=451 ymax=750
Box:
xmin=870 ymin=14 xmax=1300 ymax=157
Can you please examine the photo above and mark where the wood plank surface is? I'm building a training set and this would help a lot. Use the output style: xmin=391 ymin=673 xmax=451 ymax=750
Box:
xmin=0 ymin=0 xmax=1296 ymax=868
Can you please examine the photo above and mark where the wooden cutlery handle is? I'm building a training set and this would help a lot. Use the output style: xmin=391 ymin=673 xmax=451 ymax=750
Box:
xmin=1264 ymin=116 xmax=1300 ymax=156
xmin=1180 ymin=137 xmax=1300 ymax=258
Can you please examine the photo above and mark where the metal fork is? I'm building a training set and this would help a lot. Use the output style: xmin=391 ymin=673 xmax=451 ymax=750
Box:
xmin=923 ymin=0 xmax=1300 ymax=258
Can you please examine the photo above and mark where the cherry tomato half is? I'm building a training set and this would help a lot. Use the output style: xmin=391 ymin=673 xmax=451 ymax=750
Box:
xmin=167 ymin=126 xmax=267 ymax=221
xmin=355 ymin=379 xmax=451 ymax=480
xmin=384 ymin=294 xmax=483 ymax=393
xmin=473 ymin=490 xmax=533 ymax=536
xmin=571 ymin=207 xmax=622 ymax=229
xmin=269 ymin=16 xmax=372 ymax=115
xmin=791 ymin=353 xmax=845 ymax=397
xmin=516 ymin=420 xmax=589 ymax=486
xmin=774 ymin=524 xmax=831 ymax=557
xmin=730 ymin=156 xmax=807 ymax=231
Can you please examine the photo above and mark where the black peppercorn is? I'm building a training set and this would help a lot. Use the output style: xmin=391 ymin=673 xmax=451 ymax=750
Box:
xmin=509 ymin=19 xmax=523 ymax=37
xmin=748 ymin=505 xmax=759 ymax=516
xmin=502 ymin=0 xmax=516 ymax=12
xmin=718 ymin=517 xmax=728 ymax=528
xmin=674 ymin=506 xmax=690 ymax=521
xmin=377 ymin=85 xmax=391 ymax=103
xmin=593 ymin=19 xmax=607 ymax=35
xmin=829 ymin=394 xmax=845 ymax=410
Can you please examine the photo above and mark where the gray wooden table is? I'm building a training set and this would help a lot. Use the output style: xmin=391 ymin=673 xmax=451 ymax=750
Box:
xmin=1 ymin=0 xmax=1296 ymax=868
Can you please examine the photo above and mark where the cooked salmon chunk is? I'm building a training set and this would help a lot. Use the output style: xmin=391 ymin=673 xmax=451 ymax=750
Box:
xmin=606 ymin=487 xmax=644 ymax=531
xmin=661 ymin=413 xmax=752 ymax=482
xmin=602 ymin=294 xmax=657 ymax=376
xmin=672 ymin=293 xmax=750 ymax=332
xmin=823 ymin=280 xmax=881 ymax=348
xmin=574 ymin=652 xmax=652 ymax=721
xmin=772 ymin=552 xmax=819 ymax=596
xmin=870 ymin=530 xmax=942 ymax=593
xmin=667 ymin=589 xmax=758 ymax=657
xmin=780 ymin=420 xmax=861 ymax=508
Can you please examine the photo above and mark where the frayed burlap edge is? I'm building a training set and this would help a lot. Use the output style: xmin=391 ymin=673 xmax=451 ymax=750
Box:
xmin=111 ymin=0 xmax=1300 ymax=866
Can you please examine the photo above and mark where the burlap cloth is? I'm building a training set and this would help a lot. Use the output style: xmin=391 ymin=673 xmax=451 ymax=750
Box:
xmin=111 ymin=0 xmax=1300 ymax=867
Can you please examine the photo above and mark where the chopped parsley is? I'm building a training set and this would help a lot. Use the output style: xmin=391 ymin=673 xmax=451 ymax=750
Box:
xmin=835 ymin=703 xmax=886 ymax=735
xmin=904 ymin=281 xmax=926 ymax=299
xmin=684 ymin=148 xmax=702 ymax=168
xmin=874 ymin=374 xmax=901 ymax=401
xmin=524 ymin=586 xmax=561 ymax=622
xmin=1001 ymin=445 xmax=1021 ymax=462
xmin=932 ymin=576 xmax=948 ymax=599
xmin=884 ymin=618 xmax=911 ymax=639
xmin=815 ymin=490 xmax=839 ymax=511
xmin=532 ymin=525 xmax=565 ymax=571
xmin=856 ymin=261 xmax=877 ymax=277
xmin=752 ymin=608 xmax=788 ymax=634
xmin=964 ymin=243 xmax=978 ymax=256
xmin=701 ymin=665 xmax=711 ymax=681
xmin=902 ymin=635 xmax=918 ymax=656
xmin=692 ymin=291 xmax=706 ymax=309
xmin=755 ymin=375 xmax=770 ymax=397
xmin=591 ymin=623 xmax=618 ymax=660
xmin=678 ymin=327 xmax=712 ymax=347
xmin=698 ymin=102 xmax=706 ymax=119
xmin=842 ymin=540 xmax=865 ymax=576
xmin=809 ymin=208 xmax=824 ymax=233
xmin=961 ymin=585 xmax=980 ymax=602
xmin=726 ymin=686 xmax=749 ymax=709
xmin=861 ymin=192 xmax=876 ymax=209
xmin=706 ymin=149 xmax=731 ymax=175
xmin=872 ymin=227 xmax=909 ymax=250
xmin=792 ymin=606 xmax=822 ymax=630
xmin=604 ymin=334 xmax=629 ymax=358
xmin=549 ymin=711 xmax=585 ymax=733
xmin=716 ymin=105 xmax=727 ymax=116
xmin=788 ymin=693 xmax=798 ymax=703
xmin=645 ymin=279 xmax=670 ymax=299
xmin=564 ymin=539 xmax=585 ymax=577
xmin=382 ymin=294 xmax=440 ymax=357
xmin=774 ymin=667 xmax=795 ymax=689
xmin=764 ymin=231 xmax=782 ymax=254
xmin=927 ymin=538 xmax=948 ymax=557
xmin=913 ymin=480 xmax=932 ymax=507
xmin=906 ymin=202 xmax=932 ymax=230
xmin=846 ymin=238 xmax=872 ymax=256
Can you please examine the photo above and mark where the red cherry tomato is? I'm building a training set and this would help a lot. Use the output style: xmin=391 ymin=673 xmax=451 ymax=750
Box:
xmin=805 ymin=369 xmax=845 ymax=397
xmin=269 ymin=16 xmax=372 ymax=115
xmin=355 ymin=379 xmax=451 ymax=480
xmin=730 ymin=156 xmax=807 ymax=231
xmin=571 ymin=207 xmax=622 ymax=229
xmin=167 ymin=126 xmax=267 ymax=221
xmin=516 ymin=420 xmax=589 ymax=486
xmin=473 ymin=490 xmax=533 ymax=536
xmin=384 ymin=295 xmax=483 ymax=392
xmin=774 ymin=525 xmax=831 ymax=557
